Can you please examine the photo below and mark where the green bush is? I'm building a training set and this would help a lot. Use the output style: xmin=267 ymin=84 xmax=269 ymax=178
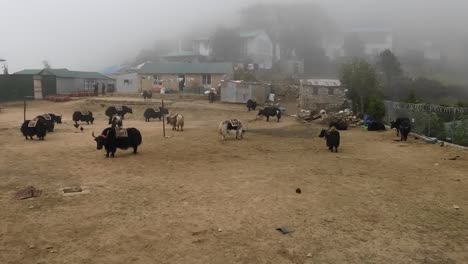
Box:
xmin=367 ymin=96 xmax=386 ymax=121
xmin=453 ymin=116 xmax=468 ymax=146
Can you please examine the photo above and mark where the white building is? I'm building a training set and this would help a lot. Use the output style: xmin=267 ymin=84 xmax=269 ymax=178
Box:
xmin=353 ymin=28 xmax=393 ymax=56
xmin=192 ymin=38 xmax=212 ymax=57
xmin=239 ymin=30 xmax=279 ymax=69
xmin=323 ymin=28 xmax=394 ymax=60
xmin=107 ymin=72 xmax=140 ymax=93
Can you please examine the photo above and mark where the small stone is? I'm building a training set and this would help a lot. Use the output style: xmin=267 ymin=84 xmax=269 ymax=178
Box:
xmin=29 ymin=206 xmax=34 ymax=209
xmin=28 ymin=245 xmax=36 ymax=249
xmin=453 ymin=205 xmax=460 ymax=210
xmin=49 ymin=250 xmax=57 ymax=253
xmin=296 ymin=188 xmax=302 ymax=194
xmin=306 ymin=253 xmax=313 ymax=258
xmin=434 ymin=163 xmax=439 ymax=166
xmin=218 ymin=228 xmax=222 ymax=232
xmin=46 ymin=246 xmax=53 ymax=249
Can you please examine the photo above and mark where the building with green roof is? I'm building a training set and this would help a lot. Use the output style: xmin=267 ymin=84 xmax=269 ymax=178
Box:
xmin=14 ymin=68 xmax=114 ymax=96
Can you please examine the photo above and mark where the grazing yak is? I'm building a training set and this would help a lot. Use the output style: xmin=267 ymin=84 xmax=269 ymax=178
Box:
xmin=93 ymin=127 xmax=142 ymax=158
xmin=246 ymin=99 xmax=257 ymax=111
xmin=48 ymin=113 xmax=62 ymax=124
xmin=390 ymin=117 xmax=410 ymax=136
xmin=218 ymin=119 xmax=245 ymax=141
xmin=105 ymin=106 xmax=133 ymax=121
xmin=319 ymin=127 xmax=340 ymax=152
xmin=21 ymin=119 xmax=48 ymax=140
xmin=34 ymin=113 xmax=62 ymax=132
xmin=258 ymin=106 xmax=281 ymax=122
xmin=141 ymin=90 xmax=152 ymax=100
xmin=144 ymin=107 xmax=169 ymax=122
xmin=367 ymin=121 xmax=386 ymax=131
xmin=329 ymin=120 xmax=348 ymax=130
xmin=73 ymin=111 xmax=95 ymax=125
xmin=166 ymin=113 xmax=184 ymax=131
xmin=399 ymin=119 xmax=412 ymax=141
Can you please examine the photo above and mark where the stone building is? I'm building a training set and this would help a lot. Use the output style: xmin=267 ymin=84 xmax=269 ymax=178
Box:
xmin=138 ymin=62 xmax=233 ymax=93
xmin=299 ymin=79 xmax=348 ymax=112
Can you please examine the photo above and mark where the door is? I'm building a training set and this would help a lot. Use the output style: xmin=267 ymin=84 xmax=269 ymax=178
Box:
xmin=33 ymin=76 xmax=43 ymax=99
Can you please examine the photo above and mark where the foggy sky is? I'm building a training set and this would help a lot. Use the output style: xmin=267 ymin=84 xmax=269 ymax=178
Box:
xmin=1 ymin=0 xmax=467 ymax=72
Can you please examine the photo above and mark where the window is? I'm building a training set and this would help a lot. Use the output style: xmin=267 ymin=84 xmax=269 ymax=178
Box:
xmin=202 ymin=74 xmax=212 ymax=85
xmin=328 ymin=88 xmax=334 ymax=95
xmin=84 ymin=79 xmax=96 ymax=91
xmin=313 ymin=87 xmax=318 ymax=95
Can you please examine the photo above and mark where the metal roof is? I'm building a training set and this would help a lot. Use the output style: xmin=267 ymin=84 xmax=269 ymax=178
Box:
xmin=15 ymin=69 xmax=42 ymax=75
xmin=14 ymin=68 xmax=112 ymax=80
xmin=138 ymin=62 xmax=233 ymax=75
xmin=301 ymin=79 xmax=341 ymax=87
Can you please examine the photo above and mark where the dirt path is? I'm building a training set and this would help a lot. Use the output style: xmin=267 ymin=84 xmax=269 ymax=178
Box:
xmin=0 ymin=99 xmax=467 ymax=264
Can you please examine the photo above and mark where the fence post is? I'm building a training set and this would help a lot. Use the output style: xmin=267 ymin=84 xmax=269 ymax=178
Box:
xmin=452 ymin=111 xmax=457 ymax=145
xmin=427 ymin=115 xmax=431 ymax=137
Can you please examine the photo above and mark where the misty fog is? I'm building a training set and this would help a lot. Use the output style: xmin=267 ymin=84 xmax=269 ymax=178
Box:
xmin=1 ymin=0 xmax=468 ymax=74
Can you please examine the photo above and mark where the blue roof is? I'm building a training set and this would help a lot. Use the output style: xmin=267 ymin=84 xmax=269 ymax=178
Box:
xmin=100 ymin=65 xmax=130 ymax=75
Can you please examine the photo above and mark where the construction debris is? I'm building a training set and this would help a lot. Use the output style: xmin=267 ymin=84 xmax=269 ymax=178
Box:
xmin=276 ymin=227 xmax=295 ymax=235
xmin=297 ymin=108 xmax=362 ymax=128
xmin=15 ymin=186 xmax=42 ymax=200
xmin=63 ymin=186 xmax=83 ymax=193
xmin=446 ymin=156 xmax=460 ymax=161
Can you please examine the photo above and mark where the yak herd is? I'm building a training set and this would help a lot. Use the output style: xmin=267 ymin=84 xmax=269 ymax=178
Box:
xmin=20 ymin=98 xmax=411 ymax=157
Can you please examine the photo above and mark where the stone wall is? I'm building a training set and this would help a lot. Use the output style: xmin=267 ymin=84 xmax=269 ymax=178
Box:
xmin=299 ymin=85 xmax=347 ymax=112
xmin=272 ymin=85 xmax=299 ymax=97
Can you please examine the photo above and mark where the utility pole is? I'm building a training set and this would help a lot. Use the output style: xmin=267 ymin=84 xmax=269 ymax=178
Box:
xmin=162 ymin=99 xmax=166 ymax=137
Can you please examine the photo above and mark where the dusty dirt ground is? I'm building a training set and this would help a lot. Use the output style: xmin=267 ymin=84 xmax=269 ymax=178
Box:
xmin=0 ymin=98 xmax=467 ymax=264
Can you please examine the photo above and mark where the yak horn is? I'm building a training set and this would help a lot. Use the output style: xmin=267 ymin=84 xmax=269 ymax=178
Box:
xmin=92 ymin=131 xmax=96 ymax=138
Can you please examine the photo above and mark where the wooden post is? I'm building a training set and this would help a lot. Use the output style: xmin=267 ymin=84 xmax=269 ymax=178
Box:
xmin=23 ymin=98 xmax=26 ymax=121
xmin=162 ymin=99 xmax=166 ymax=137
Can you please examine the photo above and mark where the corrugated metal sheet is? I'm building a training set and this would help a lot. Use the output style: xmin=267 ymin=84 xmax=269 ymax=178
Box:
xmin=221 ymin=81 xmax=271 ymax=103
xmin=0 ymin=75 xmax=34 ymax=102
xmin=15 ymin=68 xmax=112 ymax=80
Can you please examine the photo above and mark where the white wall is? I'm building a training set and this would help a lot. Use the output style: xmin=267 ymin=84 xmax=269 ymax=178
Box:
xmin=364 ymin=35 xmax=393 ymax=56
xmin=198 ymin=42 xmax=212 ymax=56
xmin=56 ymin=78 xmax=76 ymax=94
xmin=56 ymin=77 xmax=115 ymax=94
xmin=113 ymin=72 xmax=139 ymax=93
xmin=245 ymin=32 xmax=274 ymax=69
